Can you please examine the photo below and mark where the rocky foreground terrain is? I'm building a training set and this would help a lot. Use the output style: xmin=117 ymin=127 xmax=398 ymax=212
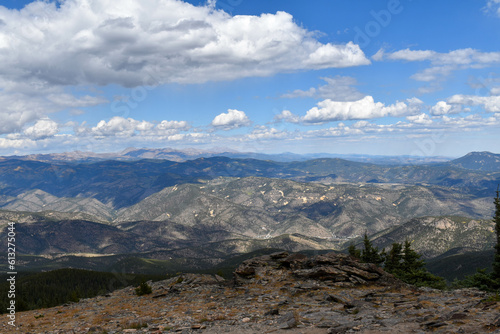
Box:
xmin=8 ymin=252 xmax=500 ymax=334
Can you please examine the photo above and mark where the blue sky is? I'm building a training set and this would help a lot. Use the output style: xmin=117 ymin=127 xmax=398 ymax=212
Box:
xmin=0 ymin=0 xmax=499 ymax=157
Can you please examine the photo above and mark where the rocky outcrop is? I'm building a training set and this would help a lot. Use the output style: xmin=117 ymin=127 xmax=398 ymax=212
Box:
xmin=234 ymin=251 xmax=398 ymax=287
xmin=11 ymin=252 xmax=500 ymax=334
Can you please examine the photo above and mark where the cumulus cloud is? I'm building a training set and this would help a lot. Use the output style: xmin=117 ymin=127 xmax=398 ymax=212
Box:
xmin=406 ymin=113 xmax=433 ymax=125
xmin=211 ymin=109 xmax=251 ymax=130
xmin=0 ymin=85 xmax=107 ymax=135
xmin=24 ymin=119 xmax=59 ymax=139
xmin=88 ymin=116 xmax=190 ymax=138
xmin=0 ymin=138 xmax=36 ymax=150
xmin=299 ymin=111 xmax=500 ymax=142
xmin=0 ymin=108 xmax=37 ymax=134
xmin=281 ymin=76 xmax=365 ymax=101
xmin=0 ymin=0 xmax=369 ymax=87
xmin=379 ymin=48 xmax=500 ymax=65
xmin=2 ymin=111 xmax=500 ymax=155
xmin=273 ymin=110 xmax=300 ymax=123
xmin=374 ymin=48 xmax=500 ymax=82
xmin=303 ymin=42 xmax=370 ymax=69
xmin=0 ymin=0 xmax=370 ymax=137
xmin=247 ymin=126 xmax=288 ymax=140
xmin=430 ymin=101 xmax=462 ymax=116
xmin=157 ymin=120 xmax=190 ymax=131
xmin=302 ymin=96 xmax=423 ymax=124
xmin=91 ymin=117 xmax=139 ymax=137
xmin=440 ymin=113 xmax=500 ymax=128
xmin=378 ymin=49 xmax=437 ymax=62
xmin=352 ymin=120 xmax=371 ymax=128
xmin=447 ymin=94 xmax=500 ymax=112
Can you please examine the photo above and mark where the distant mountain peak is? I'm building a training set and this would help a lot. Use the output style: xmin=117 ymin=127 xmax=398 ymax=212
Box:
xmin=450 ymin=151 xmax=500 ymax=171
xmin=464 ymin=151 xmax=496 ymax=157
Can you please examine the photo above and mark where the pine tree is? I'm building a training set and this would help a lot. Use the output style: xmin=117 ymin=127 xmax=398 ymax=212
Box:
xmin=361 ymin=233 xmax=384 ymax=265
xmin=384 ymin=240 xmax=446 ymax=289
xmin=348 ymin=242 xmax=361 ymax=259
xmin=384 ymin=242 xmax=403 ymax=274
xmin=492 ymin=186 xmax=500 ymax=283
xmin=454 ymin=187 xmax=500 ymax=291
xmin=135 ymin=281 xmax=152 ymax=296
xmin=402 ymin=239 xmax=425 ymax=272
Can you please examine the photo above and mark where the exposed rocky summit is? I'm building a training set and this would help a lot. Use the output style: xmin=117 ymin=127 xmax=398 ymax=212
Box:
xmin=10 ymin=252 xmax=500 ymax=333
xmin=233 ymin=251 xmax=398 ymax=288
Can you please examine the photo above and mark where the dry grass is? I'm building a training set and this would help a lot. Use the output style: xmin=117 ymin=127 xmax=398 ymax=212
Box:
xmin=418 ymin=300 xmax=440 ymax=308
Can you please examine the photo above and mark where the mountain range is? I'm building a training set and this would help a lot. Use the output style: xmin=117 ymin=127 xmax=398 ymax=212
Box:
xmin=0 ymin=150 xmax=499 ymax=280
xmin=8 ymin=146 xmax=454 ymax=164
xmin=1 ymin=151 xmax=499 ymax=209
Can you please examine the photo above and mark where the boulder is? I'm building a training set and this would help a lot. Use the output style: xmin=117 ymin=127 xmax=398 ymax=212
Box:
xmin=233 ymin=251 xmax=397 ymax=286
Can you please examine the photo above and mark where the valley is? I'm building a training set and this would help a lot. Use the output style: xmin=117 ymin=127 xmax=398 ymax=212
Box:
xmin=0 ymin=150 xmax=499 ymax=280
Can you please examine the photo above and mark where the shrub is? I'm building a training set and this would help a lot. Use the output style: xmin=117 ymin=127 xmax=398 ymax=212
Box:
xmin=135 ymin=281 xmax=152 ymax=296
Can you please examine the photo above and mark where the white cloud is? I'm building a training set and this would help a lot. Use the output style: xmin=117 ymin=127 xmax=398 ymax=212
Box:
xmin=46 ymin=94 xmax=108 ymax=108
xmin=0 ymin=81 xmax=107 ymax=134
xmin=411 ymin=65 xmax=455 ymax=82
xmin=374 ymin=48 xmax=500 ymax=82
xmin=157 ymin=120 xmax=190 ymax=131
xmin=302 ymin=96 xmax=422 ymax=123
xmin=211 ymin=109 xmax=251 ymax=130
xmin=297 ymin=111 xmax=500 ymax=142
xmin=247 ymin=126 xmax=288 ymax=140
xmin=2 ymin=110 xmax=500 ymax=155
xmin=484 ymin=0 xmax=500 ymax=16
xmin=353 ymin=120 xmax=371 ymax=128
xmin=384 ymin=49 xmax=437 ymax=62
xmin=91 ymin=117 xmax=139 ymax=137
xmin=407 ymin=113 xmax=433 ymax=125
xmin=371 ymin=49 xmax=385 ymax=62
xmin=0 ymin=137 xmax=36 ymax=150
xmin=281 ymin=76 xmax=365 ymax=101
xmin=441 ymin=113 xmax=500 ymax=128
xmin=0 ymin=0 xmax=370 ymax=137
xmin=274 ymin=110 xmax=301 ymax=124
xmin=0 ymin=107 xmax=37 ymax=134
xmin=0 ymin=0 xmax=369 ymax=87
xmin=303 ymin=42 xmax=370 ymax=69
xmin=23 ymin=119 xmax=59 ymax=139
xmin=381 ymin=48 xmax=500 ymax=65
xmin=447 ymin=94 xmax=500 ymax=112
xmin=89 ymin=116 xmax=190 ymax=138
xmin=430 ymin=101 xmax=462 ymax=116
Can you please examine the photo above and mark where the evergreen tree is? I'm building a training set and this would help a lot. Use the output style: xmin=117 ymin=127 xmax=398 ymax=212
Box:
xmin=454 ymin=188 xmax=500 ymax=291
xmin=493 ymin=186 xmax=500 ymax=283
xmin=135 ymin=281 xmax=152 ymax=296
xmin=348 ymin=242 xmax=361 ymax=259
xmin=402 ymin=239 xmax=425 ymax=272
xmin=452 ymin=269 xmax=498 ymax=291
xmin=361 ymin=233 xmax=384 ymax=265
xmin=399 ymin=239 xmax=445 ymax=289
xmin=384 ymin=242 xmax=403 ymax=274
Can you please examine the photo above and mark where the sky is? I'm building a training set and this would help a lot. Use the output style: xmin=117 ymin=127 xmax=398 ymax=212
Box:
xmin=0 ymin=0 xmax=499 ymax=157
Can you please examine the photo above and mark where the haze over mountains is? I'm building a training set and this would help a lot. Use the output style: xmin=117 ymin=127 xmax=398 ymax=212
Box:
xmin=9 ymin=147 xmax=454 ymax=164
xmin=0 ymin=149 xmax=499 ymax=279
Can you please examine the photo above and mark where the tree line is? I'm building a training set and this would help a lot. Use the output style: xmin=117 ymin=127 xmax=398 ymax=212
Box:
xmin=349 ymin=188 xmax=500 ymax=292
xmin=348 ymin=234 xmax=446 ymax=289
xmin=451 ymin=187 xmax=500 ymax=291
xmin=0 ymin=268 xmax=164 ymax=313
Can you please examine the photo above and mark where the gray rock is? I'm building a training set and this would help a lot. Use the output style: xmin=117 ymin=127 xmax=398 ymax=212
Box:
xmin=327 ymin=325 xmax=350 ymax=334
xmin=277 ymin=312 xmax=297 ymax=329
